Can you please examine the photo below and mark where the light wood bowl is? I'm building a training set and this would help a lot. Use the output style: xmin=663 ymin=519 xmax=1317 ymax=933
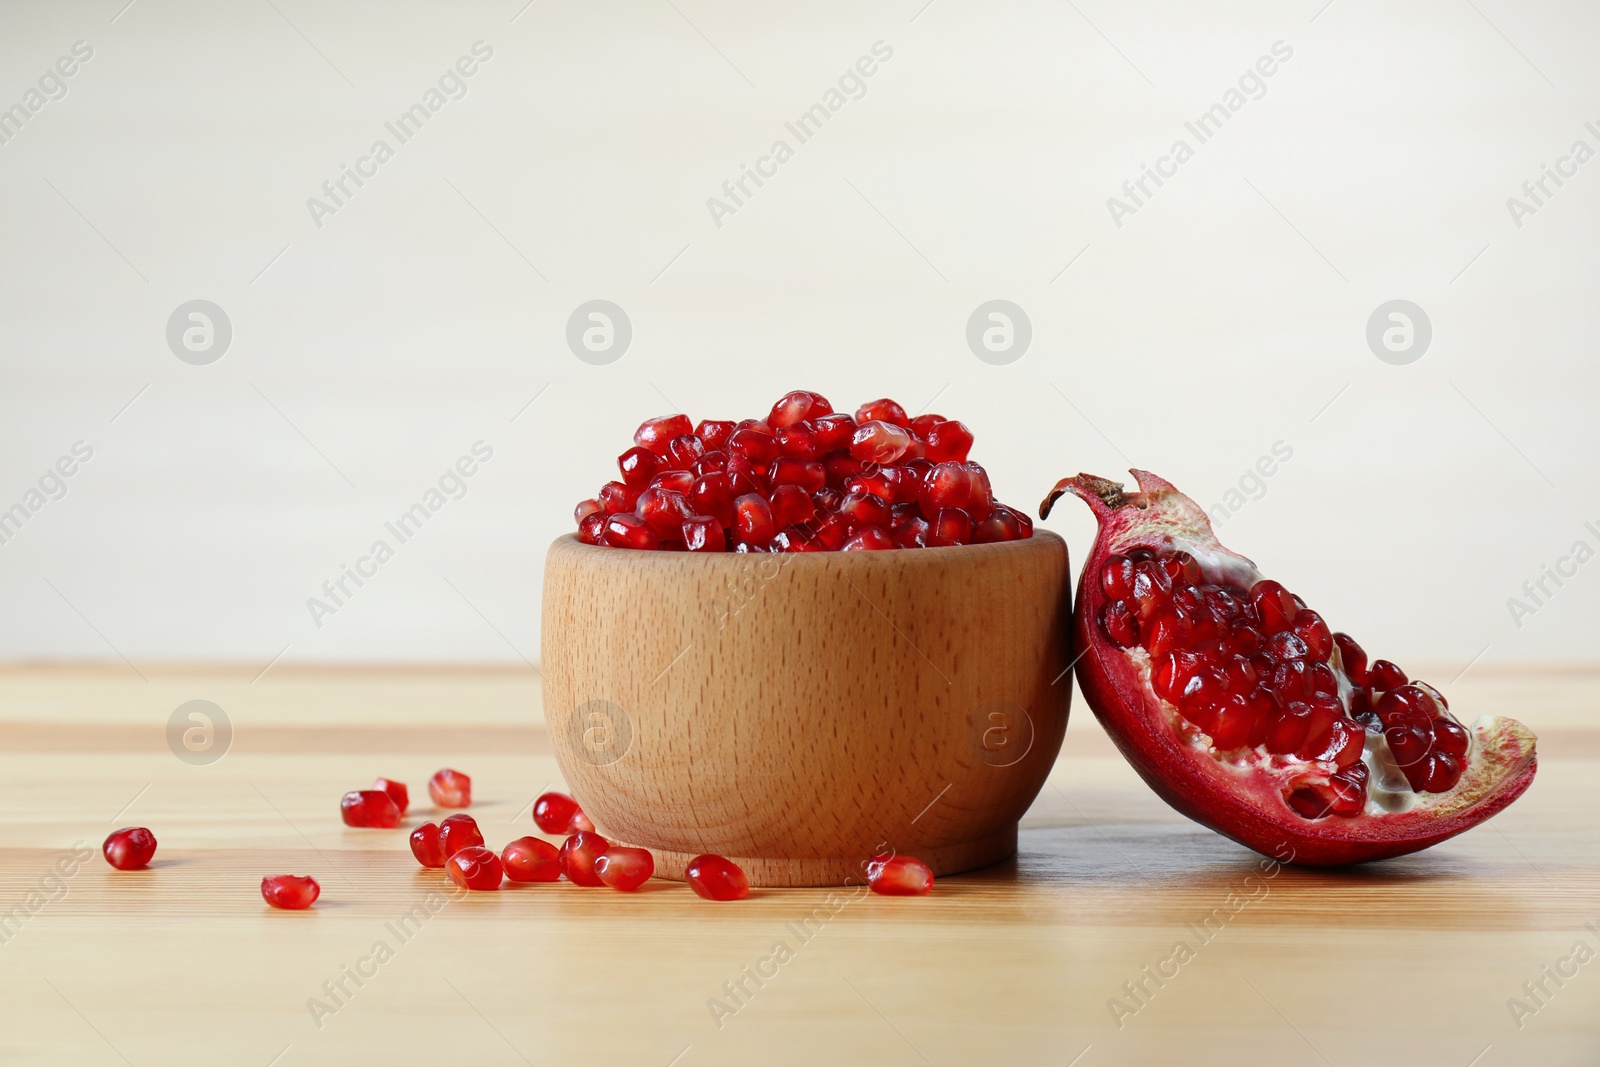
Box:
xmin=540 ymin=531 xmax=1072 ymax=887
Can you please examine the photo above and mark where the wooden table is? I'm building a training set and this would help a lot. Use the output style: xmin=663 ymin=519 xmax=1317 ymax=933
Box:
xmin=1 ymin=664 xmax=1595 ymax=1066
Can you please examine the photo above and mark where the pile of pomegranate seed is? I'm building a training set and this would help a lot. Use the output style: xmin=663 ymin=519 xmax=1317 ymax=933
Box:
xmin=866 ymin=854 xmax=935 ymax=896
xmin=103 ymin=827 xmax=157 ymax=871
xmin=1098 ymin=548 xmax=1470 ymax=817
xmin=576 ymin=391 xmax=1033 ymax=551
xmin=261 ymin=874 xmax=320 ymax=910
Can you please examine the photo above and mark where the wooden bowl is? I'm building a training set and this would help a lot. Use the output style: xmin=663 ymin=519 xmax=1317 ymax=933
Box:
xmin=540 ymin=531 xmax=1072 ymax=887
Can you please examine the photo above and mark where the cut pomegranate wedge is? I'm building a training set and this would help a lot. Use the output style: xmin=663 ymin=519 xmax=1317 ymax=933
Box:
xmin=1041 ymin=469 xmax=1537 ymax=866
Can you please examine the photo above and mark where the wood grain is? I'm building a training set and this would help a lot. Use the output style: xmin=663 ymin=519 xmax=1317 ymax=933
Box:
xmin=0 ymin=665 xmax=1596 ymax=1066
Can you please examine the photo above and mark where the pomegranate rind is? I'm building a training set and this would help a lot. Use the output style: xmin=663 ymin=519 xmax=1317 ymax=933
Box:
xmin=1043 ymin=469 xmax=1538 ymax=866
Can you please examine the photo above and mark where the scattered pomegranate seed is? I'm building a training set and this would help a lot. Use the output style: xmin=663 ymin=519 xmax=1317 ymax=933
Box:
xmin=685 ymin=854 xmax=750 ymax=900
xmin=410 ymin=823 xmax=447 ymax=868
xmin=567 ymin=806 xmax=596 ymax=833
xmin=439 ymin=814 xmax=485 ymax=857
xmin=502 ymin=837 xmax=562 ymax=882
xmin=446 ymin=846 xmax=504 ymax=891
xmin=429 ymin=769 xmax=471 ymax=808
xmin=261 ymin=874 xmax=320 ymax=909
xmin=576 ymin=393 xmax=1030 ymax=553
xmin=532 ymin=791 xmax=580 ymax=834
xmin=594 ymin=847 xmax=655 ymax=891
xmin=559 ymin=832 xmax=610 ymax=886
xmin=372 ymin=778 xmax=409 ymax=817
xmin=341 ymin=790 xmax=402 ymax=829
xmin=866 ymin=854 xmax=934 ymax=895
xmin=103 ymin=827 xmax=157 ymax=871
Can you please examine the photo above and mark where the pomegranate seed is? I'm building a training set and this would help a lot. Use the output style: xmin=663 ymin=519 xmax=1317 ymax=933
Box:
xmin=1368 ymin=659 xmax=1408 ymax=691
xmin=891 ymin=517 xmax=930 ymax=547
xmin=689 ymin=472 xmax=735 ymax=526
xmin=410 ymin=823 xmax=447 ymax=868
xmin=854 ymin=398 xmax=909 ymax=427
xmin=769 ymin=484 xmax=816 ymax=528
xmin=1250 ymin=579 xmax=1298 ymax=634
xmin=908 ymin=412 xmax=944 ymax=439
xmin=685 ymin=854 xmax=750 ymax=900
xmin=924 ymin=420 xmax=973 ymax=463
xmin=341 ymin=790 xmax=401 ymax=828
xmin=636 ymin=487 xmax=692 ymax=539
xmin=598 ymin=480 xmax=642 ymax=514
xmin=1162 ymin=551 xmax=1203 ymax=584
xmin=578 ymin=512 xmax=606 ymax=545
xmin=1101 ymin=601 xmax=1139 ymax=647
xmin=1433 ymin=719 xmax=1471 ymax=759
xmin=617 ymin=446 xmax=662 ymax=487
xmin=734 ymin=493 xmax=777 ymax=546
xmin=667 ymin=434 xmax=706 ymax=469
xmin=429 ymin=768 xmax=472 ymax=808
xmin=594 ymin=846 xmax=655 ymax=890
xmin=574 ymin=498 xmax=603 ymax=525
xmin=634 ymin=414 xmax=693 ymax=456
xmin=843 ymin=527 xmax=893 ymax=550
xmin=695 ymin=419 xmax=736 ymax=451
xmin=567 ymin=806 xmax=595 ymax=833
xmin=1264 ymin=631 xmax=1309 ymax=662
xmin=974 ymin=505 xmax=1030 ymax=543
xmin=728 ymin=427 xmax=779 ymax=466
xmin=103 ymin=827 xmax=157 ymax=871
xmin=849 ymin=420 xmax=913 ymax=464
xmin=1101 ymin=556 xmax=1135 ymax=600
xmin=1333 ymin=632 xmax=1369 ymax=685
xmin=439 ymin=814 xmax=485 ymax=857
xmin=1291 ymin=611 xmax=1333 ymax=661
xmin=502 ymin=837 xmax=562 ymax=882
xmin=446 ymin=846 xmax=504 ymax=891
xmin=261 ymin=874 xmax=320 ymax=909
xmin=771 ymin=457 xmax=827 ymax=492
xmin=532 ymin=791 xmax=580 ymax=834
xmin=838 ymin=491 xmax=891 ymax=531
xmin=768 ymin=390 xmax=832 ymax=429
xmin=775 ymin=422 xmax=820 ymax=459
xmin=372 ymin=778 xmax=409 ymax=817
xmin=559 ymin=831 xmax=610 ymax=886
xmin=928 ymin=507 xmax=971 ymax=547
xmin=683 ymin=515 xmax=727 ymax=552
xmin=605 ymin=513 xmax=661 ymax=550
xmin=1411 ymin=752 xmax=1463 ymax=793
xmin=813 ymin=413 xmax=857 ymax=452
xmin=866 ymin=854 xmax=934 ymax=896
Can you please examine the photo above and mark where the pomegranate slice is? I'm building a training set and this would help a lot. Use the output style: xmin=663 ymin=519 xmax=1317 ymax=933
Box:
xmin=1041 ymin=469 xmax=1538 ymax=866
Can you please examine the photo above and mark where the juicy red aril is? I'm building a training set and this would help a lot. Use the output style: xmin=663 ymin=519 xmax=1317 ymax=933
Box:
xmin=974 ymin=505 xmax=1031 ymax=543
xmin=618 ymin=446 xmax=661 ymax=487
xmin=341 ymin=790 xmax=401 ymax=828
xmin=866 ymin=854 xmax=934 ymax=896
xmin=690 ymin=472 xmax=735 ymax=526
xmin=854 ymin=398 xmax=909 ymax=427
xmin=838 ymin=491 xmax=890 ymax=531
xmin=261 ymin=874 xmax=320 ymax=909
xmin=410 ymin=823 xmax=447 ymax=868
xmin=696 ymin=419 xmax=736 ymax=451
xmin=567 ymin=806 xmax=595 ymax=833
xmin=532 ymin=791 xmax=580 ymax=834
xmin=1250 ymin=580 xmax=1298 ymax=633
xmin=667 ymin=434 xmax=705 ymax=469
xmin=1368 ymin=659 xmax=1408 ymax=690
xmin=843 ymin=527 xmax=893 ymax=550
xmin=775 ymin=422 xmax=819 ymax=459
xmin=813 ymin=413 xmax=857 ymax=452
xmin=685 ymin=854 xmax=750 ymax=900
xmin=769 ymin=390 xmax=832 ymax=429
xmin=598 ymin=480 xmax=641 ymax=514
xmin=636 ymin=487 xmax=691 ymax=538
xmin=559 ymin=832 xmax=610 ymax=886
xmin=1101 ymin=601 xmax=1139 ymax=647
xmin=769 ymin=484 xmax=815 ymax=528
xmin=924 ymin=420 xmax=973 ymax=463
xmin=1333 ymin=632 xmax=1368 ymax=685
xmin=728 ymin=428 xmax=779 ymax=465
xmin=578 ymin=512 xmax=606 ymax=545
xmin=594 ymin=847 xmax=655 ymax=890
xmin=429 ymin=768 xmax=471 ymax=808
xmin=439 ymin=814 xmax=485 ymax=857
xmin=103 ymin=827 xmax=156 ymax=870
xmin=849 ymin=420 xmax=913 ymax=464
xmin=771 ymin=457 xmax=826 ymax=492
xmin=683 ymin=515 xmax=726 ymax=552
xmin=575 ymin=499 xmax=602 ymax=525
xmin=502 ymin=837 xmax=562 ymax=882
xmin=446 ymin=846 xmax=504 ymax=891
xmin=605 ymin=513 xmax=660 ymax=550
xmin=634 ymin=414 xmax=693 ymax=456
xmin=734 ymin=493 xmax=777 ymax=546
xmin=372 ymin=778 xmax=409 ymax=816
xmin=928 ymin=507 xmax=971 ymax=547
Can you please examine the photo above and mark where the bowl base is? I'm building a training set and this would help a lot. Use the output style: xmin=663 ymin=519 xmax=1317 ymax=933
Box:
xmin=632 ymin=826 xmax=1018 ymax=888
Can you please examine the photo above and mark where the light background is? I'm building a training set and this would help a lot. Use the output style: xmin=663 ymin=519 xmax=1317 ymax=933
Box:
xmin=1 ymin=0 xmax=1596 ymax=668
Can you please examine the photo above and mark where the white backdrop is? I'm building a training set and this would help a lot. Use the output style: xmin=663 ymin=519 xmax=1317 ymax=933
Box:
xmin=1 ymin=0 xmax=1596 ymax=667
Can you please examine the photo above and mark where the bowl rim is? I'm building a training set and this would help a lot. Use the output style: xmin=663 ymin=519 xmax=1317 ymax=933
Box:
xmin=547 ymin=527 xmax=1066 ymax=569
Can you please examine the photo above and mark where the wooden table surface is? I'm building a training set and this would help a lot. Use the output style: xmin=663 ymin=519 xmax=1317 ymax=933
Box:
xmin=1 ymin=664 xmax=1595 ymax=1066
